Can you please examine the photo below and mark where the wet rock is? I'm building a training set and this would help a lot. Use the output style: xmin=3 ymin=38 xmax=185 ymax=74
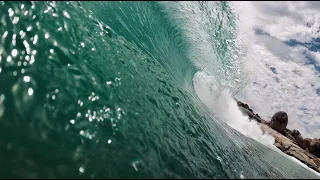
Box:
xmin=237 ymin=101 xmax=245 ymax=108
xmin=239 ymin=107 xmax=254 ymax=118
xmin=269 ymin=111 xmax=288 ymax=134
xmin=239 ymin=107 xmax=261 ymax=122
xmin=237 ymin=101 xmax=250 ymax=110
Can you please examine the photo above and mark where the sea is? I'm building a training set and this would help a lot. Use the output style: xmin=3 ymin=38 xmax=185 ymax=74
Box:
xmin=0 ymin=1 xmax=319 ymax=178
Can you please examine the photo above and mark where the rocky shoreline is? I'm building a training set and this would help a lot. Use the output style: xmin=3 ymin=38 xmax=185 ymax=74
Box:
xmin=235 ymin=99 xmax=320 ymax=173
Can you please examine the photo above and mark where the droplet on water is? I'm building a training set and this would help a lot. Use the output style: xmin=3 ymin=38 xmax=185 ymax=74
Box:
xmin=28 ymin=88 xmax=34 ymax=96
xmin=23 ymin=76 xmax=30 ymax=82
xmin=45 ymin=33 xmax=50 ymax=39
xmin=11 ymin=49 xmax=18 ymax=57
xmin=79 ymin=166 xmax=85 ymax=173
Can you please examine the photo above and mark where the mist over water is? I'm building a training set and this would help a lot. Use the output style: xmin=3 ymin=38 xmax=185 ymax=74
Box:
xmin=193 ymin=71 xmax=275 ymax=146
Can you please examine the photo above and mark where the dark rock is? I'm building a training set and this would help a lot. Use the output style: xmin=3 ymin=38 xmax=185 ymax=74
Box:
xmin=269 ymin=111 xmax=288 ymax=134
xmin=237 ymin=101 xmax=249 ymax=109
xmin=239 ymin=107 xmax=254 ymax=119
xmin=295 ymin=135 xmax=304 ymax=147
xmin=234 ymin=99 xmax=320 ymax=172
xmin=310 ymin=138 xmax=320 ymax=158
xmin=239 ymin=107 xmax=262 ymax=123
xmin=237 ymin=101 xmax=245 ymax=108
xmin=301 ymin=138 xmax=312 ymax=151
xmin=290 ymin=129 xmax=304 ymax=147
xmin=255 ymin=117 xmax=262 ymax=123
xmin=291 ymin=129 xmax=301 ymax=137
xmin=237 ymin=101 xmax=251 ymax=111
xmin=284 ymin=129 xmax=292 ymax=135
xmin=286 ymin=128 xmax=292 ymax=132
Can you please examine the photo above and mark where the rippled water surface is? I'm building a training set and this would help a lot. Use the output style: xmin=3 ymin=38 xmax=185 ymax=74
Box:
xmin=0 ymin=1 xmax=319 ymax=178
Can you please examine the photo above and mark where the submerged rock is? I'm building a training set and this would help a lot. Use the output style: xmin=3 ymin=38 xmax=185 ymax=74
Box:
xmin=269 ymin=111 xmax=288 ymax=134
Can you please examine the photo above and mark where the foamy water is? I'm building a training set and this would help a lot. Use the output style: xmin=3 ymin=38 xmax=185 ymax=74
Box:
xmin=193 ymin=71 xmax=320 ymax=175
xmin=270 ymin=144 xmax=320 ymax=177
xmin=193 ymin=71 xmax=275 ymax=146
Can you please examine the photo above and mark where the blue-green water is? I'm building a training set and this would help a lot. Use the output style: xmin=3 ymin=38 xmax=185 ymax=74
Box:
xmin=0 ymin=1 xmax=319 ymax=178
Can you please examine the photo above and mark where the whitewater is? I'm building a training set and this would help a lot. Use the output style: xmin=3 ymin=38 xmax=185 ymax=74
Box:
xmin=190 ymin=1 xmax=320 ymax=176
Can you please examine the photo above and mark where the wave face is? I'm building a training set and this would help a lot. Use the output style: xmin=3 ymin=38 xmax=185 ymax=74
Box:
xmin=0 ymin=1 xmax=318 ymax=178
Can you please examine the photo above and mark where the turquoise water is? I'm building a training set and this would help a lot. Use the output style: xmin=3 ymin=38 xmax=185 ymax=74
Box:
xmin=0 ymin=1 xmax=319 ymax=178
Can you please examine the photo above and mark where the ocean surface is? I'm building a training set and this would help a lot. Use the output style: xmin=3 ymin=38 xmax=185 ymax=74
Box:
xmin=0 ymin=1 xmax=319 ymax=178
